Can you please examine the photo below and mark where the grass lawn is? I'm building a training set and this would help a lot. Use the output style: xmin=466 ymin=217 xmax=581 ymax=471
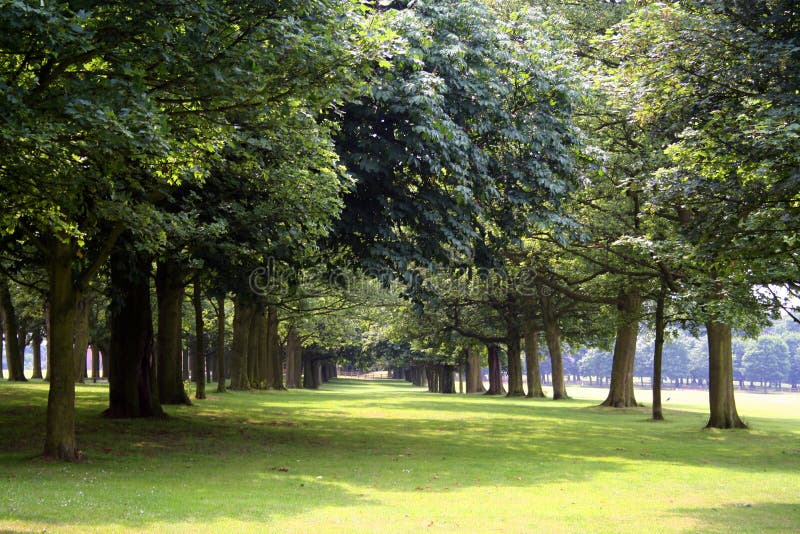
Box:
xmin=1 ymin=379 xmax=799 ymax=533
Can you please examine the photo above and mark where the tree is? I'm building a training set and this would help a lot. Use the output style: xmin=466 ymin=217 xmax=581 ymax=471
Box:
xmin=742 ymin=335 xmax=790 ymax=391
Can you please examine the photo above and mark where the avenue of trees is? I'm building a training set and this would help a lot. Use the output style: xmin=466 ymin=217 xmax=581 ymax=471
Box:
xmin=1 ymin=0 xmax=797 ymax=461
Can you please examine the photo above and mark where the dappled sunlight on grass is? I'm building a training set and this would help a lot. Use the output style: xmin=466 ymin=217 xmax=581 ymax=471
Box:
xmin=1 ymin=378 xmax=798 ymax=532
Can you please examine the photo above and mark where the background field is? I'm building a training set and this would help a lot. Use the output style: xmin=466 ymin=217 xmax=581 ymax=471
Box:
xmin=1 ymin=379 xmax=799 ymax=533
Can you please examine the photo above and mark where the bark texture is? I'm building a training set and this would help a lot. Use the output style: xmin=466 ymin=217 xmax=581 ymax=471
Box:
xmin=215 ymin=294 xmax=227 ymax=393
xmin=285 ymin=324 xmax=302 ymax=389
xmin=44 ymin=242 xmax=78 ymax=460
xmin=523 ymin=322 xmax=545 ymax=398
xmin=32 ymin=329 xmax=44 ymax=379
xmin=542 ymin=293 xmax=568 ymax=400
xmin=485 ymin=344 xmax=505 ymax=395
xmin=156 ymin=260 xmax=191 ymax=405
xmin=652 ymin=286 xmax=666 ymax=421
xmin=0 ymin=276 xmax=26 ymax=381
xmin=106 ymin=248 xmax=163 ymax=418
xmin=464 ymin=347 xmax=485 ymax=393
xmin=505 ymin=324 xmax=525 ymax=397
xmin=193 ymin=281 xmax=206 ymax=400
xmin=601 ymin=287 xmax=641 ymax=408
xmin=706 ymin=321 xmax=746 ymax=429
xmin=229 ymin=296 xmax=252 ymax=390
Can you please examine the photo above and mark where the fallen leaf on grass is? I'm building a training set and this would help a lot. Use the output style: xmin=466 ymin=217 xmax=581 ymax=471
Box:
xmin=269 ymin=466 xmax=289 ymax=472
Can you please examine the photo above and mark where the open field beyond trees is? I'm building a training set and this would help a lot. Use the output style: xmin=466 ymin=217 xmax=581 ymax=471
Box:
xmin=1 ymin=379 xmax=799 ymax=533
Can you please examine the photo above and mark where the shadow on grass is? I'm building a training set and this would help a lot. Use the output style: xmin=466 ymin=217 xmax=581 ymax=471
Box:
xmin=1 ymin=379 xmax=799 ymax=532
xmin=674 ymin=502 xmax=800 ymax=533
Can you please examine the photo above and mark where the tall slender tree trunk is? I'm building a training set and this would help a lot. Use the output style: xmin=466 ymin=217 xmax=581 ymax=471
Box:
xmin=505 ymin=324 xmax=525 ymax=397
xmin=215 ymin=294 xmax=227 ymax=393
xmin=193 ymin=280 xmax=206 ymax=400
xmin=485 ymin=343 xmax=505 ymax=395
xmin=155 ymin=260 xmax=191 ymax=405
xmin=90 ymin=344 xmax=100 ymax=383
xmin=302 ymin=354 xmax=320 ymax=389
xmin=106 ymin=247 xmax=163 ymax=418
xmin=32 ymin=329 xmax=43 ymax=379
xmin=601 ymin=287 xmax=641 ymax=408
xmin=44 ymin=301 xmax=52 ymax=381
xmin=706 ymin=321 xmax=746 ymax=429
xmin=652 ymin=285 xmax=666 ymax=421
xmin=0 ymin=276 xmax=26 ymax=381
xmin=541 ymin=294 xmax=568 ymax=400
xmin=73 ymin=294 xmax=89 ymax=384
xmin=229 ymin=296 xmax=251 ymax=390
xmin=285 ymin=324 xmax=302 ymax=388
xmin=44 ymin=241 xmax=78 ymax=460
xmin=251 ymin=306 xmax=264 ymax=387
xmin=523 ymin=322 xmax=545 ymax=398
xmin=540 ymin=294 xmax=569 ymax=400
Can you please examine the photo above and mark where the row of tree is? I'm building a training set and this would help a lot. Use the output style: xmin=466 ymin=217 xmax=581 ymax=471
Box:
xmin=1 ymin=0 xmax=797 ymax=462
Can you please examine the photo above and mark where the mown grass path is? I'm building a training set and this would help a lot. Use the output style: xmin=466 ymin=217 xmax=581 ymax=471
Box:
xmin=1 ymin=379 xmax=798 ymax=533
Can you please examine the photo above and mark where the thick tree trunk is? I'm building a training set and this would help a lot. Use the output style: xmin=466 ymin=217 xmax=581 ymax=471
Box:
xmin=505 ymin=324 xmax=525 ymax=397
xmin=265 ymin=305 xmax=284 ymax=389
xmin=652 ymin=286 xmax=666 ymax=421
xmin=193 ymin=281 xmax=206 ymax=400
xmin=464 ymin=347 xmax=485 ymax=393
xmin=0 ymin=276 xmax=26 ymax=381
xmin=541 ymin=294 xmax=568 ymax=400
xmin=215 ymin=294 xmax=226 ymax=393
xmin=302 ymin=355 xmax=321 ymax=389
xmin=440 ymin=364 xmax=456 ymax=393
xmin=601 ymin=287 xmax=641 ymax=408
xmin=106 ymin=248 xmax=163 ymax=418
xmin=73 ymin=294 xmax=89 ymax=383
xmin=32 ymin=329 xmax=44 ymax=379
xmin=706 ymin=321 xmax=746 ymax=429
xmin=523 ymin=323 xmax=545 ymax=398
xmin=285 ymin=324 xmax=302 ymax=389
xmin=427 ymin=365 xmax=439 ymax=393
xmin=485 ymin=344 xmax=505 ymax=395
xmin=229 ymin=297 xmax=251 ymax=390
xmin=44 ymin=242 xmax=79 ymax=460
xmin=155 ymin=260 xmax=191 ymax=405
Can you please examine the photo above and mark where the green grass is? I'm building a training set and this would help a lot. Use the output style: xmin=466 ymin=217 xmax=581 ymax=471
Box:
xmin=1 ymin=379 xmax=799 ymax=533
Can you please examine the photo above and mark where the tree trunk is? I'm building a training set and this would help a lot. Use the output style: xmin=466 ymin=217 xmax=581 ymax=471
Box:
xmin=155 ymin=260 xmax=191 ymax=405
xmin=542 ymin=299 xmax=568 ymax=400
xmin=265 ymin=305 xmax=284 ymax=389
xmin=485 ymin=344 xmax=505 ymax=395
xmin=706 ymin=321 xmax=746 ymax=429
xmin=285 ymin=324 xmax=302 ymax=388
xmin=505 ymin=324 xmax=525 ymax=397
xmin=652 ymin=285 xmax=666 ymax=421
xmin=440 ymin=364 xmax=455 ymax=394
xmin=44 ymin=301 xmax=52 ymax=381
xmin=0 ymin=276 xmax=26 ymax=381
xmin=193 ymin=280 xmax=206 ymax=400
xmin=105 ymin=248 xmax=163 ymax=418
xmin=32 ymin=329 xmax=44 ymax=379
xmin=73 ymin=294 xmax=89 ymax=383
xmin=229 ymin=296 xmax=251 ymax=390
xmin=215 ymin=294 xmax=227 ymax=393
xmin=464 ymin=347 xmax=485 ymax=393
xmin=251 ymin=305 xmax=264 ymax=387
xmin=90 ymin=344 xmax=100 ymax=382
xmin=601 ymin=287 xmax=641 ymax=408
xmin=44 ymin=242 xmax=79 ymax=460
xmin=302 ymin=354 xmax=319 ymax=389
xmin=523 ymin=322 xmax=545 ymax=398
